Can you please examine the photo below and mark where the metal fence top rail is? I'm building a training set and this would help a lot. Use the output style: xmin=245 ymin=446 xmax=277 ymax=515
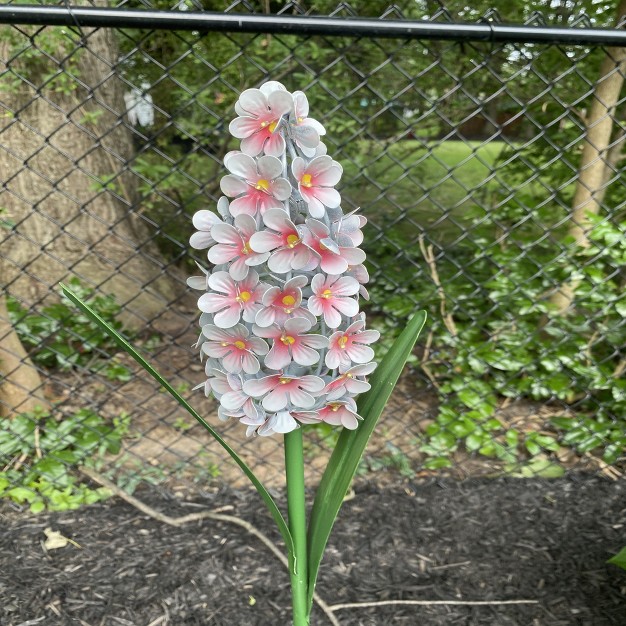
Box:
xmin=1 ymin=5 xmax=626 ymax=46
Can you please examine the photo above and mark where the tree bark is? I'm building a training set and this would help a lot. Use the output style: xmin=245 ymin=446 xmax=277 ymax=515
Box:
xmin=0 ymin=11 xmax=178 ymax=414
xmin=0 ymin=20 xmax=177 ymax=330
xmin=549 ymin=0 xmax=626 ymax=314
xmin=0 ymin=294 xmax=49 ymax=418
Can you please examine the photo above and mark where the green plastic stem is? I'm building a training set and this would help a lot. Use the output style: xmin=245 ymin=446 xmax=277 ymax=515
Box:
xmin=284 ymin=428 xmax=310 ymax=626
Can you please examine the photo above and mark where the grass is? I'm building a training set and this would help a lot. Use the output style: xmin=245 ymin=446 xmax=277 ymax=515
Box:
xmin=340 ymin=139 xmax=505 ymax=241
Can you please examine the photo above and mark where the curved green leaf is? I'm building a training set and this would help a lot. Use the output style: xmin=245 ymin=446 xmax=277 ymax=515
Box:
xmin=306 ymin=310 xmax=427 ymax=608
xmin=60 ymin=284 xmax=293 ymax=555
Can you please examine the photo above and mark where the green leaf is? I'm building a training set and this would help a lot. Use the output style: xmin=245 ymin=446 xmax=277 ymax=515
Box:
xmin=607 ymin=547 xmax=626 ymax=571
xmin=60 ymin=284 xmax=293 ymax=556
xmin=306 ymin=310 xmax=426 ymax=609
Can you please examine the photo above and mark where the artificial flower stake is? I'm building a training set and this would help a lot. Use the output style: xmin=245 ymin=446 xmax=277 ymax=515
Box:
xmin=61 ymin=81 xmax=426 ymax=626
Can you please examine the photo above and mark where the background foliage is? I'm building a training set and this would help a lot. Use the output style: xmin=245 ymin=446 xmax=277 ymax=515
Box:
xmin=0 ymin=0 xmax=625 ymax=509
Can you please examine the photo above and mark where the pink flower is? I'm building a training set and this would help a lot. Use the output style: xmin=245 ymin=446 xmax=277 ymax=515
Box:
xmin=229 ymin=87 xmax=294 ymax=157
xmin=201 ymin=324 xmax=268 ymax=374
xmin=254 ymin=317 xmax=328 ymax=370
xmin=336 ymin=210 xmax=367 ymax=247
xmin=257 ymin=410 xmax=299 ymax=436
xmin=220 ymin=153 xmax=291 ymax=217
xmin=346 ymin=264 xmax=370 ymax=300
xmin=255 ymin=407 xmax=323 ymax=436
xmin=186 ymin=263 xmax=209 ymax=292
xmin=189 ymin=211 xmax=221 ymax=250
xmin=308 ymin=274 xmax=360 ymax=329
xmin=243 ymin=373 xmax=325 ymax=412
xmin=198 ymin=270 xmax=267 ymax=328
xmin=292 ymin=156 xmax=342 ymax=218
xmin=255 ymin=275 xmax=316 ymax=327
xmin=193 ymin=367 xmax=230 ymax=399
xmin=290 ymin=91 xmax=326 ymax=156
xmin=317 ymin=398 xmax=362 ymax=430
xmin=325 ymin=318 xmax=380 ymax=369
xmin=304 ymin=219 xmax=366 ymax=274
xmin=208 ymin=214 xmax=269 ymax=280
xmin=249 ymin=208 xmax=316 ymax=274
xmin=324 ymin=362 xmax=377 ymax=399
xmin=219 ymin=373 xmax=261 ymax=420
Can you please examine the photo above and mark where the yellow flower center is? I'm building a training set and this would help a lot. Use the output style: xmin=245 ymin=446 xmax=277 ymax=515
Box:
xmin=236 ymin=290 xmax=252 ymax=302
xmin=301 ymin=173 xmax=313 ymax=188
xmin=321 ymin=289 xmax=333 ymax=299
xmin=297 ymin=116 xmax=304 ymax=123
xmin=279 ymin=377 xmax=291 ymax=385
xmin=280 ymin=335 xmax=296 ymax=345
xmin=268 ymin=120 xmax=278 ymax=133
xmin=282 ymin=294 xmax=296 ymax=306
xmin=241 ymin=241 xmax=251 ymax=255
xmin=286 ymin=234 xmax=300 ymax=248
xmin=255 ymin=179 xmax=270 ymax=191
xmin=338 ymin=336 xmax=348 ymax=349
xmin=329 ymin=403 xmax=340 ymax=412
xmin=319 ymin=242 xmax=327 ymax=251
xmin=234 ymin=340 xmax=246 ymax=350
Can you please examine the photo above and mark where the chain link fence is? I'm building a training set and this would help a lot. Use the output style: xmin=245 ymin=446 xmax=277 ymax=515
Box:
xmin=1 ymin=0 xmax=625 ymax=513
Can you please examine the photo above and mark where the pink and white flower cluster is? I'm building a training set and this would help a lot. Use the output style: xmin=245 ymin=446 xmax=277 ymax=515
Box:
xmin=189 ymin=81 xmax=379 ymax=437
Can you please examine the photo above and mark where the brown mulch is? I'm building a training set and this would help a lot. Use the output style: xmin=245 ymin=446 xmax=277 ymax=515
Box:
xmin=1 ymin=474 xmax=625 ymax=625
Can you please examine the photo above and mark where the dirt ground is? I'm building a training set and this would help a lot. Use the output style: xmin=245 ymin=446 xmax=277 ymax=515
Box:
xmin=1 ymin=475 xmax=625 ymax=625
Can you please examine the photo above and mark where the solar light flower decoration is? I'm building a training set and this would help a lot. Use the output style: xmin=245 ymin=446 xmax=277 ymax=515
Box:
xmin=63 ymin=82 xmax=426 ymax=625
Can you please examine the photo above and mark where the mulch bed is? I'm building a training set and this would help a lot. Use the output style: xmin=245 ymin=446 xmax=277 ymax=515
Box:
xmin=1 ymin=474 xmax=625 ymax=625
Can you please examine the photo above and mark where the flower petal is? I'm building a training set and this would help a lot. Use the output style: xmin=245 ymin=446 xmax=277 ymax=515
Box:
xmin=220 ymin=175 xmax=249 ymax=197
xmin=270 ymin=178 xmax=293 ymax=201
xmin=345 ymin=343 xmax=375 ymax=364
xmin=227 ymin=152 xmax=259 ymax=180
xmin=268 ymin=90 xmax=294 ymax=116
xmin=323 ymin=306 xmax=342 ymax=328
xmin=332 ymin=276 xmax=360 ymax=296
xmin=208 ymin=271 xmax=236 ymax=294
xmin=288 ymin=387 xmax=315 ymax=409
xmin=198 ymin=293 xmax=229 ymax=314
xmin=237 ymin=88 xmax=269 ymax=117
xmin=208 ymin=243 xmax=239 ymax=266
xmin=241 ymin=352 xmax=260 ymax=375
xmin=240 ymin=132 xmax=268 ymax=158
xmin=268 ymin=248 xmax=296 ymax=274
xmin=244 ymin=376 xmax=278 ymax=397
xmin=263 ymin=133 xmax=286 ymax=158
xmin=290 ymin=343 xmax=319 ymax=366
xmin=264 ymin=343 xmax=291 ymax=370
xmin=229 ymin=116 xmax=262 ymax=139
xmin=257 ymin=155 xmax=283 ymax=181
xmin=262 ymin=387 xmax=289 ymax=412
xmin=213 ymin=305 xmax=242 ymax=328
xmin=333 ymin=297 xmax=359 ymax=317
xmin=320 ymin=253 xmax=348 ymax=275
xmin=190 ymin=231 xmax=215 ymax=250
xmin=313 ymin=186 xmax=341 ymax=208
xmin=250 ymin=231 xmax=283 ymax=253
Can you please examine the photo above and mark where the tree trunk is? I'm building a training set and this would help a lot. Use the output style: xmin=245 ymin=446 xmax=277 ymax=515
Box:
xmin=0 ymin=13 xmax=178 ymax=415
xmin=0 ymin=293 xmax=49 ymax=418
xmin=0 ymin=21 xmax=177 ymax=330
xmin=549 ymin=0 xmax=626 ymax=314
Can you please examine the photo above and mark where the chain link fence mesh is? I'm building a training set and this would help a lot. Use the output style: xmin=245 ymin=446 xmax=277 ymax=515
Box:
xmin=1 ymin=1 xmax=624 ymax=512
